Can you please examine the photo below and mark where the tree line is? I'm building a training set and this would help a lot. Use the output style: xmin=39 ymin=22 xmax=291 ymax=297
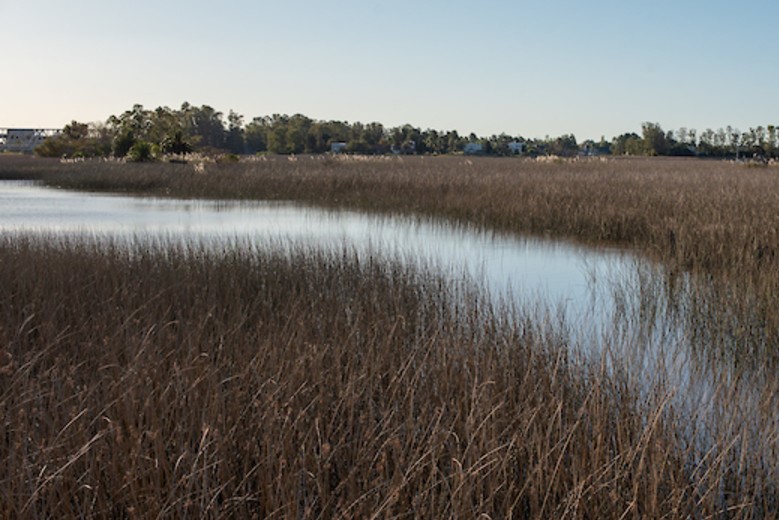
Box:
xmin=611 ymin=122 xmax=778 ymax=159
xmin=34 ymin=102 xmax=778 ymax=160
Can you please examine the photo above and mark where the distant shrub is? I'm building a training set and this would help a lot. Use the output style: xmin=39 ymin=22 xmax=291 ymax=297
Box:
xmin=34 ymin=136 xmax=72 ymax=158
xmin=113 ymin=129 xmax=136 ymax=158
xmin=127 ymin=141 xmax=154 ymax=162
xmin=216 ymin=153 xmax=240 ymax=163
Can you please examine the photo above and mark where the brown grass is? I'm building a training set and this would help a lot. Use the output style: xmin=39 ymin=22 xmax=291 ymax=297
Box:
xmin=5 ymin=153 xmax=779 ymax=363
xmin=4 ymin=154 xmax=778 ymax=274
xmin=3 ymin=155 xmax=779 ymax=516
xmin=2 ymin=237 xmax=777 ymax=518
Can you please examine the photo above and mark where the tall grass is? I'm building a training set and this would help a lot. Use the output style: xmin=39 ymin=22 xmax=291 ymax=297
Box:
xmin=3 ymin=155 xmax=779 ymax=516
xmin=4 ymin=155 xmax=778 ymax=274
xmin=2 ymin=236 xmax=775 ymax=518
xmin=5 ymin=153 xmax=779 ymax=365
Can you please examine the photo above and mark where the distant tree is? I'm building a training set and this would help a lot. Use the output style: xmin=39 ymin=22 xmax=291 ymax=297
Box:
xmin=63 ymin=121 xmax=90 ymax=140
xmin=349 ymin=122 xmax=364 ymax=143
xmin=286 ymin=114 xmax=313 ymax=154
xmin=488 ymin=133 xmax=520 ymax=156
xmin=715 ymin=128 xmax=727 ymax=151
xmin=127 ymin=141 xmax=154 ymax=162
xmin=727 ymin=126 xmax=741 ymax=158
xmin=611 ymin=133 xmax=642 ymax=155
xmin=346 ymin=139 xmax=371 ymax=154
xmin=697 ymin=128 xmax=715 ymax=156
xmin=363 ymin=122 xmax=385 ymax=147
xmin=244 ymin=117 xmax=268 ymax=154
xmin=189 ymin=105 xmax=226 ymax=149
xmin=767 ymin=125 xmax=777 ymax=158
xmin=641 ymin=122 xmax=668 ymax=155
xmin=36 ymin=120 xmax=109 ymax=158
xmin=161 ymin=130 xmax=192 ymax=158
xmin=113 ymin=129 xmax=137 ymax=158
xmin=265 ymin=114 xmax=290 ymax=154
xmin=446 ymin=130 xmax=462 ymax=153
xmin=547 ymin=134 xmax=578 ymax=156
xmin=225 ymin=110 xmax=245 ymax=154
xmin=676 ymin=127 xmax=689 ymax=146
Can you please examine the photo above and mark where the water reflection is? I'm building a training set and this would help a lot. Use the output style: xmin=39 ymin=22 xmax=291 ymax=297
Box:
xmin=2 ymin=180 xmax=775 ymax=458
xmin=0 ymin=180 xmax=632 ymax=330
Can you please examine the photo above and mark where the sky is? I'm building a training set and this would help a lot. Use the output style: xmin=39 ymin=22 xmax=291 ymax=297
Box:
xmin=2 ymin=0 xmax=777 ymax=141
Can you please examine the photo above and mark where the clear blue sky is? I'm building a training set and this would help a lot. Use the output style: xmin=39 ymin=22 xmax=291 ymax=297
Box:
xmin=2 ymin=0 xmax=777 ymax=141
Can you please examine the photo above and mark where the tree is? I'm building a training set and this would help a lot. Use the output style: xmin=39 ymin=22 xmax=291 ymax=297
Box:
xmin=189 ymin=105 xmax=225 ymax=150
xmin=286 ymin=114 xmax=313 ymax=154
xmin=547 ymin=134 xmax=578 ymax=156
xmin=161 ymin=131 xmax=192 ymax=158
xmin=446 ymin=130 xmax=462 ymax=153
xmin=767 ymin=125 xmax=777 ymax=158
xmin=611 ymin=133 xmax=641 ymax=155
xmin=727 ymin=126 xmax=741 ymax=158
xmin=676 ymin=127 xmax=689 ymax=145
xmin=63 ymin=121 xmax=90 ymax=140
xmin=265 ymin=114 xmax=289 ymax=154
xmin=245 ymin=117 xmax=268 ymax=154
xmin=127 ymin=141 xmax=154 ymax=162
xmin=363 ymin=122 xmax=385 ymax=147
xmin=113 ymin=128 xmax=136 ymax=158
xmin=225 ymin=110 xmax=245 ymax=154
xmin=641 ymin=122 xmax=668 ymax=156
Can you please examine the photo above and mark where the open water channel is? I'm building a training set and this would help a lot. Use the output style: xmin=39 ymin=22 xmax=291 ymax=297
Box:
xmin=2 ymin=179 xmax=776 ymax=457
xmin=0 ymin=180 xmax=634 ymax=332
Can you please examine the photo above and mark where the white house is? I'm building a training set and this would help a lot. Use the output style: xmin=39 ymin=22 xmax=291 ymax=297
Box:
xmin=464 ymin=142 xmax=483 ymax=155
xmin=0 ymin=128 xmax=60 ymax=152
xmin=507 ymin=141 xmax=524 ymax=154
xmin=330 ymin=142 xmax=347 ymax=153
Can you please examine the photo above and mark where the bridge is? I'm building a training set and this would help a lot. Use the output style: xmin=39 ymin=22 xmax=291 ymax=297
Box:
xmin=0 ymin=128 xmax=61 ymax=153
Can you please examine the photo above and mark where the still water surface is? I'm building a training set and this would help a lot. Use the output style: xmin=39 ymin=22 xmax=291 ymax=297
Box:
xmin=2 ymin=180 xmax=764 ymax=445
xmin=0 ymin=180 xmax=634 ymax=331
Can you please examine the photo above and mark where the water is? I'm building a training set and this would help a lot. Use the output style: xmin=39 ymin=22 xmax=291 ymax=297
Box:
xmin=0 ymin=180 xmax=633 ymax=332
xmin=0 ymin=181 xmax=717 ymax=396
xmin=1 ymin=180 xmax=772 ymax=458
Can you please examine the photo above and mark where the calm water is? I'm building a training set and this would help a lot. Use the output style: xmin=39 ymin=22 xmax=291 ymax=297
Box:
xmin=0 ymin=181 xmax=698 ymax=392
xmin=1 ymin=180 xmax=767 ymax=447
xmin=0 ymin=180 xmax=634 ymax=331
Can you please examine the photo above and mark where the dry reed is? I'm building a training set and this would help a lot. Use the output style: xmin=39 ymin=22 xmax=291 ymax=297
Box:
xmin=3 ymin=155 xmax=779 ymax=517
xmin=1 ymin=237 xmax=774 ymax=518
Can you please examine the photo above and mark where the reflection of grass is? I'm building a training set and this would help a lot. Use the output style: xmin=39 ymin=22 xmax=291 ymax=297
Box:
xmin=1 ymin=237 xmax=775 ymax=517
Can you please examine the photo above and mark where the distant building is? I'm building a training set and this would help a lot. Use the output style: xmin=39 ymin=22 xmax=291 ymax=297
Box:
xmin=0 ymin=128 xmax=61 ymax=153
xmin=330 ymin=142 xmax=347 ymax=153
xmin=464 ymin=142 xmax=483 ymax=155
xmin=507 ymin=141 xmax=524 ymax=154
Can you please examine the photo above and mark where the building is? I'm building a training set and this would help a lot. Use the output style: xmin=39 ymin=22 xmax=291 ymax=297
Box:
xmin=330 ymin=142 xmax=348 ymax=153
xmin=507 ymin=141 xmax=524 ymax=155
xmin=463 ymin=142 xmax=483 ymax=155
xmin=0 ymin=128 xmax=61 ymax=153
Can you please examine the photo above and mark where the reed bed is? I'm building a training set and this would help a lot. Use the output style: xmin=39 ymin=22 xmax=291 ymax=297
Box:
xmin=5 ymin=153 xmax=779 ymax=364
xmin=1 ymin=236 xmax=775 ymax=518
xmin=4 ymin=154 xmax=779 ymax=275
xmin=3 ymin=155 xmax=779 ymax=516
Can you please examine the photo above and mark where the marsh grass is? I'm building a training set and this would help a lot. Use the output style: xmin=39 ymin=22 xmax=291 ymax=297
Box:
xmin=5 ymin=153 xmax=779 ymax=364
xmin=2 ymin=236 xmax=777 ymax=518
xmin=3 ymin=155 xmax=779 ymax=516
xmin=4 ymin=155 xmax=779 ymax=273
